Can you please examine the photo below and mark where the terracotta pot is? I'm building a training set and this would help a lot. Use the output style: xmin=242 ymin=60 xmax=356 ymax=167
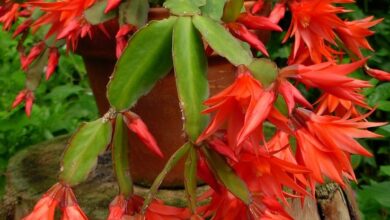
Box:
xmin=76 ymin=2 xmax=271 ymax=187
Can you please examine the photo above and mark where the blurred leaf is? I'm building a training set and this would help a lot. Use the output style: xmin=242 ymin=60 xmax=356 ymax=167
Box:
xmin=379 ymin=166 xmax=390 ymax=177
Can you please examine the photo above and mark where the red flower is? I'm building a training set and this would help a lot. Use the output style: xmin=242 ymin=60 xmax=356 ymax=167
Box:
xmin=292 ymin=108 xmax=385 ymax=188
xmin=105 ymin=0 xmax=121 ymax=13
xmin=108 ymin=194 xmax=189 ymax=219
xmin=24 ymin=183 xmax=87 ymax=220
xmin=285 ymin=0 xmax=349 ymax=63
xmin=23 ymin=183 xmax=64 ymax=220
xmin=61 ymin=186 xmax=88 ymax=220
xmin=21 ymin=41 xmax=46 ymax=71
xmin=201 ymin=189 xmax=292 ymax=220
xmin=123 ymin=111 xmax=164 ymax=158
xmin=198 ymin=67 xmax=276 ymax=151
xmin=0 ymin=1 xmax=20 ymax=30
xmin=315 ymin=93 xmax=360 ymax=117
xmin=336 ymin=16 xmax=382 ymax=59
xmin=227 ymin=12 xmax=282 ymax=56
xmin=12 ymin=89 xmax=35 ymax=117
xmin=46 ymin=47 xmax=60 ymax=80
xmin=365 ymin=67 xmax=390 ymax=81
xmin=31 ymin=0 xmax=96 ymax=48
xmin=280 ymin=59 xmax=371 ymax=107
xmin=116 ymin=24 xmax=133 ymax=58
xmin=234 ymin=150 xmax=309 ymax=203
xmin=108 ymin=195 xmax=143 ymax=219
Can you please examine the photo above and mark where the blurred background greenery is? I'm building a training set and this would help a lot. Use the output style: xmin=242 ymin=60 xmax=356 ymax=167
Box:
xmin=0 ymin=0 xmax=389 ymax=219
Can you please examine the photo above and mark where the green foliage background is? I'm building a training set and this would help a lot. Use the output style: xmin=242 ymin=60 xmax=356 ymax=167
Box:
xmin=0 ymin=0 xmax=389 ymax=219
xmin=0 ymin=32 xmax=98 ymax=195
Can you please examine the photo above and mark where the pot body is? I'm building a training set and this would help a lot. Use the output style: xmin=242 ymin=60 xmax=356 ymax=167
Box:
xmin=76 ymin=2 xmax=271 ymax=187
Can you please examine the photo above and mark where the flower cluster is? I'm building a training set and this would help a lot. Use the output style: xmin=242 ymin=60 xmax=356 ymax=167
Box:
xmin=1 ymin=0 xmax=389 ymax=219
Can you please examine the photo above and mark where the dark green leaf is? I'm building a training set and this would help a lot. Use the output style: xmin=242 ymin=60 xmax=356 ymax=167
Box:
xmin=192 ymin=15 xmax=253 ymax=66
xmin=107 ymin=16 xmax=177 ymax=110
xmin=60 ymin=118 xmax=112 ymax=186
xmin=173 ymin=17 xmax=209 ymax=141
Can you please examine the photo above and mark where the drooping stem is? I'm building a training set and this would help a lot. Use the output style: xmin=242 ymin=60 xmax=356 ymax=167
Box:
xmin=113 ymin=114 xmax=133 ymax=197
xmin=141 ymin=142 xmax=191 ymax=213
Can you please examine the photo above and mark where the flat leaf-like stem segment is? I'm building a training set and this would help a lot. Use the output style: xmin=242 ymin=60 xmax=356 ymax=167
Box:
xmin=107 ymin=16 xmax=177 ymax=111
xmin=192 ymin=15 xmax=253 ymax=66
xmin=184 ymin=146 xmax=198 ymax=214
xmin=119 ymin=0 xmax=149 ymax=27
xmin=113 ymin=114 xmax=133 ymax=196
xmin=60 ymin=118 xmax=113 ymax=186
xmin=202 ymin=146 xmax=251 ymax=205
xmin=173 ymin=16 xmax=209 ymax=142
xmin=85 ymin=0 xmax=117 ymax=25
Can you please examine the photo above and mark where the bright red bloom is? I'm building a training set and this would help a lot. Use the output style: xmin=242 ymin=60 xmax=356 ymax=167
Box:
xmin=21 ymin=41 xmax=46 ymax=71
xmin=23 ymin=183 xmax=64 ymax=220
xmin=105 ymin=0 xmax=121 ymax=13
xmin=315 ymin=93 xmax=360 ymax=117
xmin=24 ymin=183 xmax=87 ymax=220
xmin=12 ymin=89 xmax=35 ymax=117
xmin=116 ymin=24 xmax=133 ymax=58
xmin=285 ymin=0 xmax=350 ymax=63
xmin=61 ymin=186 xmax=88 ymax=220
xmin=280 ymin=59 xmax=371 ymax=107
xmin=46 ymin=47 xmax=60 ymax=80
xmin=108 ymin=195 xmax=143 ymax=219
xmin=123 ymin=111 xmax=164 ymax=158
xmin=292 ymin=108 xmax=385 ymax=189
xmin=12 ymin=18 xmax=33 ymax=38
xmin=234 ymin=150 xmax=309 ymax=203
xmin=108 ymin=194 xmax=189 ymax=219
xmin=269 ymin=3 xmax=286 ymax=24
xmin=336 ymin=16 xmax=382 ymax=59
xmin=0 ymin=1 xmax=20 ymax=30
xmin=31 ymin=0 xmax=96 ymax=49
xmin=227 ymin=12 xmax=282 ymax=56
xmin=365 ymin=67 xmax=390 ymax=81
xmin=198 ymin=68 xmax=276 ymax=151
xmin=201 ymin=189 xmax=292 ymax=220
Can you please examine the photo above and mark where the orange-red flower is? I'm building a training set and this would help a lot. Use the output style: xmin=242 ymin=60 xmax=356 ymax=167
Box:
xmin=336 ymin=16 xmax=382 ymax=59
xmin=46 ymin=47 xmax=60 ymax=80
xmin=365 ymin=66 xmax=390 ymax=81
xmin=234 ymin=150 xmax=309 ymax=203
xmin=123 ymin=111 xmax=164 ymax=158
xmin=108 ymin=195 xmax=143 ymax=219
xmin=315 ymin=93 xmax=360 ymax=117
xmin=24 ymin=183 xmax=87 ymax=220
xmin=23 ymin=183 xmax=64 ymax=220
xmin=12 ymin=89 xmax=35 ymax=117
xmin=227 ymin=12 xmax=282 ymax=56
xmin=285 ymin=0 xmax=350 ymax=63
xmin=292 ymin=108 xmax=385 ymax=189
xmin=198 ymin=68 xmax=276 ymax=152
xmin=280 ymin=59 xmax=371 ymax=107
xmin=201 ymin=189 xmax=292 ymax=220
xmin=108 ymin=194 xmax=189 ymax=220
